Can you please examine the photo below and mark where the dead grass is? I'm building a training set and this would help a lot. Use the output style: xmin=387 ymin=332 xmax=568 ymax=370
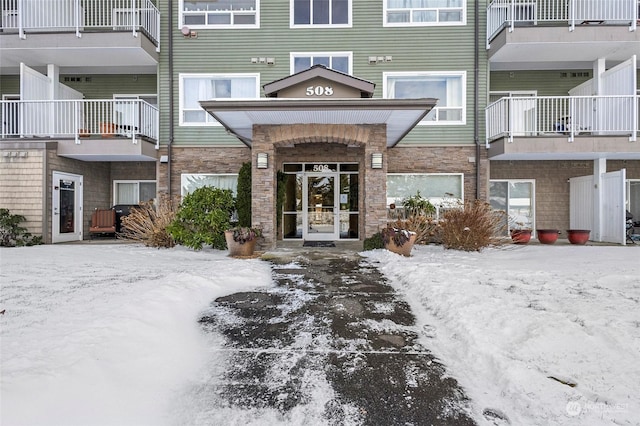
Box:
xmin=120 ymin=195 xmax=178 ymax=248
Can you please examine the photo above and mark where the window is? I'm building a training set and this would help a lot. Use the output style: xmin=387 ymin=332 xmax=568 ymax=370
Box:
xmin=387 ymin=173 xmax=463 ymax=217
xmin=384 ymin=72 xmax=465 ymax=124
xmin=179 ymin=74 xmax=259 ymax=125
xmin=181 ymin=0 xmax=259 ymax=28
xmin=384 ymin=0 xmax=465 ymax=26
xmin=181 ymin=174 xmax=239 ymax=196
xmin=114 ymin=181 xmax=157 ymax=205
xmin=489 ymin=180 xmax=535 ymax=234
xmin=291 ymin=0 xmax=351 ymax=27
xmin=291 ymin=52 xmax=351 ymax=74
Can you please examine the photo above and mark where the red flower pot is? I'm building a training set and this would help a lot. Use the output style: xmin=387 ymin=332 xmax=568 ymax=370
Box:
xmin=510 ymin=229 xmax=532 ymax=244
xmin=537 ymin=229 xmax=559 ymax=244
xmin=566 ymin=229 xmax=590 ymax=245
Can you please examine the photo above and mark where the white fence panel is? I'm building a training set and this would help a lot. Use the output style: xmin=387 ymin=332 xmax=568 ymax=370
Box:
xmin=601 ymin=169 xmax=627 ymax=244
xmin=570 ymin=174 xmax=593 ymax=230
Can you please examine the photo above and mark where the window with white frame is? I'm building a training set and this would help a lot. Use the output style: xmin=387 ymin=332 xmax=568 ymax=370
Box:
xmin=181 ymin=174 xmax=239 ymax=196
xmin=384 ymin=0 xmax=465 ymax=26
xmin=291 ymin=0 xmax=351 ymax=27
xmin=114 ymin=181 xmax=157 ymax=205
xmin=387 ymin=173 xmax=463 ymax=217
xmin=489 ymin=180 xmax=535 ymax=234
xmin=291 ymin=52 xmax=351 ymax=74
xmin=384 ymin=72 xmax=465 ymax=124
xmin=179 ymin=74 xmax=259 ymax=125
xmin=181 ymin=0 xmax=259 ymax=28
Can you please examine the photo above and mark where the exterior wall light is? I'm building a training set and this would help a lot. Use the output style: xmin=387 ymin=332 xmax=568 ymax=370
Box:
xmin=257 ymin=153 xmax=268 ymax=169
xmin=371 ymin=153 xmax=383 ymax=169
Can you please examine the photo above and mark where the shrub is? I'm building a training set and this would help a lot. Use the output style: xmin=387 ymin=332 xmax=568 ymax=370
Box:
xmin=120 ymin=196 xmax=178 ymax=248
xmin=0 ymin=208 xmax=42 ymax=247
xmin=387 ymin=216 xmax=442 ymax=245
xmin=363 ymin=232 xmax=384 ymax=250
xmin=167 ymin=187 xmax=236 ymax=250
xmin=440 ymin=200 xmax=506 ymax=251
xmin=236 ymin=162 xmax=252 ymax=228
xmin=401 ymin=191 xmax=436 ymax=217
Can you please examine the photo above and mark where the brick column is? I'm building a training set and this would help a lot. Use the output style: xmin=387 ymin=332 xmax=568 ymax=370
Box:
xmin=252 ymin=125 xmax=277 ymax=249
xmin=362 ymin=124 xmax=388 ymax=238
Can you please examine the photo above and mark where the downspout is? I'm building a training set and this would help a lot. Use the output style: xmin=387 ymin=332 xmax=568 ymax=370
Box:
xmin=167 ymin=0 xmax=174 ymax=196
xmin=474 ymin=0 xmax=481 ymax=199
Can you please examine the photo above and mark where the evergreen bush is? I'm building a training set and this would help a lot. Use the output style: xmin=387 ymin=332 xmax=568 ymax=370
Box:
xmin=167 ymin=187 xmax=235 ymax=250
xmin=236 ymin=162 xmax=252 ymax=228
xmin=0 ymin=208 xmax=42 ymax=247
xmin=363 ymin=232 xmax=384 ymax=250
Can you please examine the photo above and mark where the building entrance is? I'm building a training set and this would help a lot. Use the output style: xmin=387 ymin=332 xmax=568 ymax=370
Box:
xmin=282 ymin=163 xmax=359 ymax=241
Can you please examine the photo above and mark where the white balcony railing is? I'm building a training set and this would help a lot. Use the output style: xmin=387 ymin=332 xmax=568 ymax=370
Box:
xmin=487 ymin=0 xmax=638 ymax=43
xmin=0 ymin=0 xmax=160 ymax=47
xmin=486 ymin=95 xmax=639 ymax=143
xmin=0 ymin=99 xmax=159 ymax=144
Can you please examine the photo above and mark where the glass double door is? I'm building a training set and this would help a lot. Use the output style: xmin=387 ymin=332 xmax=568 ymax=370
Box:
xmin=304 ymin=173 xmax=339 ymax=240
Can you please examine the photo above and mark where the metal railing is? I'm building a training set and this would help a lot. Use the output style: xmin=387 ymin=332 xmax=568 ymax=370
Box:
xmin=487 ymin=0 xmax=638 ymax=43
xmin=0 ymin=99 xmax=159 ymax=144
xmin=0 ymin=0 xmax=160 ymax=48
xmin=486 ymin=95 xmax=639 ymax=143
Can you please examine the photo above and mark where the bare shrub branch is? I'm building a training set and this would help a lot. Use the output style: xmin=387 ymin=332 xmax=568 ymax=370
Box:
xmin=120 ymin=195 xmax=178 ymax=248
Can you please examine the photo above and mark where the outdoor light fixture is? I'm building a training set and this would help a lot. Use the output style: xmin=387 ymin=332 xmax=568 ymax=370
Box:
xmin=371 ymin=153 xmax=383 ymax=169
xmin=257 ymin=153 xmax=268 ymax=169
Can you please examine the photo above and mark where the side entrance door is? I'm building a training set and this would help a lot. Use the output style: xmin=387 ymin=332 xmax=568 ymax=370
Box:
xmin=52 ymin=171 xmax=83 ymax=243
xmin=303 ymin=172 xmax=339 ymax=241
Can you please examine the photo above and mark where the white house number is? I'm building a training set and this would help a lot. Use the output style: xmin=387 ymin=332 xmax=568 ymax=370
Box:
xmin=305 ymin=86 xmax=334 ymax=96
xmin=312 ymin=164 xmax=330 ymax=172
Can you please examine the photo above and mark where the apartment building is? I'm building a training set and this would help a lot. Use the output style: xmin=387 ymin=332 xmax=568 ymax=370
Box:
xmin=158 ymin=0 xmax=488 ymax=248
xmin=0 ymin=0 xmax=160 ymax=243
xmin=2 ymin=1 xmax=639 ymax=246
xmin=486 ymin=0 xmax=640 ymax=243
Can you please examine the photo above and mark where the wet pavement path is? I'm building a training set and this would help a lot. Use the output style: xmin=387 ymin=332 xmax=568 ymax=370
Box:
xmin=197 ymin=249 xmax=477 ymax=425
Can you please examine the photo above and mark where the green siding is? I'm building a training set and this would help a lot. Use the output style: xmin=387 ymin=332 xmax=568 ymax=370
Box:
xmin=158 ymin=0 xmax=489 ymax=148
xmin=0 ymin=76 xmax=21 ymax=97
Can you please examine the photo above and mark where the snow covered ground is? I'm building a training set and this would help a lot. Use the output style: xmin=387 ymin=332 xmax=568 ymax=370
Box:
xmin=1 ymin=242 xmax=639 ymax=425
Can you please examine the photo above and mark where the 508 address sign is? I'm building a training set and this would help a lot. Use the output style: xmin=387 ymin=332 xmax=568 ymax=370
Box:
xmin=305 ymin=86 xmax=334 ymax=96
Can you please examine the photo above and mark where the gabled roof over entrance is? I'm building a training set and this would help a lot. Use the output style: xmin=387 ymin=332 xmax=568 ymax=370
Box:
xmin=199 ymin=66 xmax=437 ymax=148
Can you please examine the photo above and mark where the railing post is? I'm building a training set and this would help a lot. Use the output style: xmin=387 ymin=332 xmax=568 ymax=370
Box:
xmin=132 ymin=0 xmax=138 ymax=38
xmin=631 ymin=0 xmax=638 ymax=32
xmin=508 ymin=97 xmax=514 ymax=143
xmin=509 ymin=0 xmax=515 ymax=33
xmin=18 ymin=0 xmax=25 ymax=39
xmin=569 ymin=0 xmax=575 ymax=31
xmin=568 ymin=97 xmax=575 ymax=142
xmin=631 ymin=95 xmax=638 ymax=142
xmin=75 ymin=0 xmax=81 ymax=38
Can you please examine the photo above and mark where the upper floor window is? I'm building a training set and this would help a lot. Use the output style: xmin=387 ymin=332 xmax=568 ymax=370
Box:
xmin=291 ymin=52 xmax=351 ymax=74
xmin=181 ymin=0 xmax=259 ymax=28
xmin=384 ymin=0 xmax=465 ymax=26
xmin=384 ymin=71 xmax=466 ymax=124
xmin=291 ymin=0 xmax=351 ymax=27
xmin=179 ymin=74 xmax=259 ymax=126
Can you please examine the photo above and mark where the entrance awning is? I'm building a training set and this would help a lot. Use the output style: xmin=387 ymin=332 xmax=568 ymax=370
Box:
xmin=199 ymin=98 xmax=437 ymax=148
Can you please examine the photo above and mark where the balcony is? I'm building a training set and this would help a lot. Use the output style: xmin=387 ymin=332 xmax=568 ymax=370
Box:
xmin=486 ymin=95 xmax=640 ymax=160
xmin=1 ymin=99 xmax=158 ymax=161
xmin=0 ymin=0 xmax=159 ymax=74
xmin=487 ymin=0 xmax=640 ymax=70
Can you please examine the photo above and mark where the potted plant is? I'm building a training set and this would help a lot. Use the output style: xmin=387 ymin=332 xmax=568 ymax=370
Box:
xmin=381 ymin=226 xmax=417 ymax=257
xmin=224 ymin=226 xmax=262 ymax=257
xmin=537 ymin=229 xmax=560 ymax=244
xmin=566 ymin=229 xmax=590 ymax=245
xmin=510 ymin=228 xmax=532 ymax=244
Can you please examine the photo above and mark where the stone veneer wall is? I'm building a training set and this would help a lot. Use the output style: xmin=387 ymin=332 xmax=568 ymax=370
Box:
xmin=387 ymin=146 xmax=488 ymax=200
xmin=156 ymin=146 xmax=251 ymax=197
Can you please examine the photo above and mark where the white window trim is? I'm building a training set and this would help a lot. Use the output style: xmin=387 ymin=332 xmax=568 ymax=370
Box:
xmin=289 ymin=51 xmax=353 ymax=74
xmin=383 ymin=0 xmax=466 ymax=27
xmin=289 ymin=0 xmax=352 ymax=28
xmin=179 ymin=0 xmax=260 ymax=29
xmin=383 ymin=71 xmax=467 ymax=126
xmin=113 ymin=180 xmax=157 ymax=205
xmin=178 ymin=73 xmax=260 ymax=127
xmin=180 ymin=173 xmax=239 ymax=196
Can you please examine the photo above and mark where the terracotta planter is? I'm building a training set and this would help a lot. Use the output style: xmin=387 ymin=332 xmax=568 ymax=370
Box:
xmin=384 ymin=232 xmax=417 ymax=257
xmin=510 ymin=229 xmax=532 ymax=244
xmin=537 ymin=229 xmax=559 ymax=244
xmin=567 ymin=229 xmax=590 ymax=245
xmin=224 ymin=230 xmax=257 ymax=257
